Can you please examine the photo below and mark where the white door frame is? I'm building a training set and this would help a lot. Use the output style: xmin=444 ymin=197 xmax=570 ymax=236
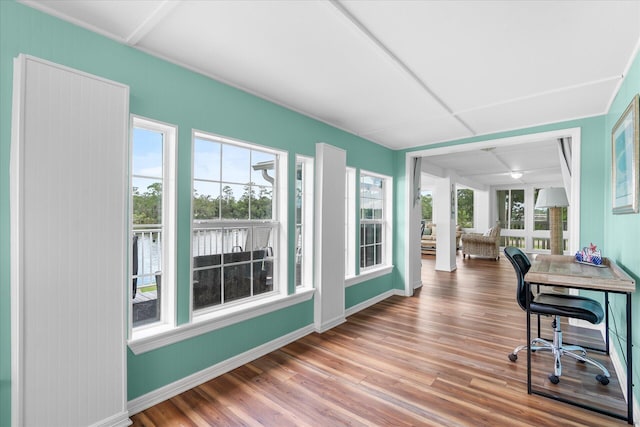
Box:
xmin=403 ymin=128 xmax=581 ymax=295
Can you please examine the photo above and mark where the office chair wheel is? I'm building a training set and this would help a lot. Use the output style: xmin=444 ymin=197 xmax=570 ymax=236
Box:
xmin=549 ymin=375 xmax=560 ymax=384
xmin=508 ymin=353 xmax=517 ymax=362
xmin=596 ymin=374 xmax=610 ymax=385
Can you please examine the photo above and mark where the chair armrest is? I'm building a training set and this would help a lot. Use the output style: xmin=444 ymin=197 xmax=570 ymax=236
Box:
xmin=461 ymin=234 xmax=496 ymax=243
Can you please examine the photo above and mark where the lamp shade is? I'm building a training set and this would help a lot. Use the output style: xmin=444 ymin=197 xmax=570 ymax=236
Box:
xmin=535 ymin=187 xmax=569 ymax=208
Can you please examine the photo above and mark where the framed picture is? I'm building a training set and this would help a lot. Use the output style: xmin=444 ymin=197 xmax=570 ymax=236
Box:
xmin=612 ymin=94 xmax=639 ymax=214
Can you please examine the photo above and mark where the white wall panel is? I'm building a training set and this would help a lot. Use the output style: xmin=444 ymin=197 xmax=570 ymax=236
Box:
xmin=314 ymin=143 xmax=346 ymax=331
xmin=11 ymin=55 xmax=130 ymax=427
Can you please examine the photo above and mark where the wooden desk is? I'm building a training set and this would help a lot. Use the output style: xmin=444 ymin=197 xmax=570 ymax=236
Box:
xmin=525 ymin=254 xmax=636 ymax=424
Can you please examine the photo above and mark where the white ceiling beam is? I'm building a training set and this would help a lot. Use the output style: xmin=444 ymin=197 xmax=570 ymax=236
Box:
xmin=453 ymin=75 xmax=622 ymax=117
xmin=125 ymin=0 xmax=182 ymax=46
xmin=329 ymin=0 xmax=476 ymax=136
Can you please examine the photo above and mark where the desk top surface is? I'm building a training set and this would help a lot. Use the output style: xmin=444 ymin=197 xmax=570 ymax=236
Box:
xmin=527 ymin=254 xmax=636 ymax=293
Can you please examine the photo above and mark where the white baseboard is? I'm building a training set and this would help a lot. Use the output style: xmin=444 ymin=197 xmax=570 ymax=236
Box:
xmin=89 ymin=411 xmax=131 ymax=427
xmin=315 ymin=315 xmax=346 ymax=333
xmin=345 ymin=289 xmax=403 ymax=318
xmin=127 ymin=324 xmax=315 ymax=416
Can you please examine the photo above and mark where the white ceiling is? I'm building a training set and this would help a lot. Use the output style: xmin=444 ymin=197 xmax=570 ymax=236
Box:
xmin=421 ymin=138 xmax=563 ymax=190
xmin=21 ymin=0 xmax=640 ymax=152
xmin=24 ymin=0 xmax=640 ymax=189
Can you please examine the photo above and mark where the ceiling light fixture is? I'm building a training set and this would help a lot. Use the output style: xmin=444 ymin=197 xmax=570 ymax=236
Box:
xmin=510 ymin=171 xmax=523 ymax=179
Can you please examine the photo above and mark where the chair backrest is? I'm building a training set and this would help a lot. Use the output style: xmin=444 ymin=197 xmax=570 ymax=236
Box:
xmin=132 ymin=235 xmax=139 ymax=298
xmin=503 ymin=246 xmax=531 ymax=311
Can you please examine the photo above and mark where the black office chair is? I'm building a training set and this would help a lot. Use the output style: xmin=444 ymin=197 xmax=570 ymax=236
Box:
xmin=503 ymin=246 xmax=610 ymax=385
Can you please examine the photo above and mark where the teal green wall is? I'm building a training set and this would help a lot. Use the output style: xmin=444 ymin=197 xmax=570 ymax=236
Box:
xmin=604 ymin=49 xmax=640 ymax=404
xmin=0 ymin=2 xmax=396 ymax=423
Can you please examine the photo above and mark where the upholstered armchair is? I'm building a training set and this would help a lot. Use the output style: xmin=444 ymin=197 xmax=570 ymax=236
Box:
xmin=461 ymin=223 xmax=501 ymax=260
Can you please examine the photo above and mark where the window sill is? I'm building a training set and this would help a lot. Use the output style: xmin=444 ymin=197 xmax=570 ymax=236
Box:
xmin=345 ymin=265 xmax=394 ymax=287
xmin=128 ymin=288 xmax=315 ymax=355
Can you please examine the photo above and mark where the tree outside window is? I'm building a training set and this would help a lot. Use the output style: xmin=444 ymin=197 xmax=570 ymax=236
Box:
xmin=421 ymin=191 xmax=432 ymax=222
xmin=457 ymin=189 xmax=474 ymax=228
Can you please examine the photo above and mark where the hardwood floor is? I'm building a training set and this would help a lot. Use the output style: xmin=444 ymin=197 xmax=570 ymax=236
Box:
xmin=131 ymin=255 xmax=628 ymax=426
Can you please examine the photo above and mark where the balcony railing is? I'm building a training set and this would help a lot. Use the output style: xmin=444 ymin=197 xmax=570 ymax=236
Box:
xmin=132 ymin=226 xmax=162 ymax=327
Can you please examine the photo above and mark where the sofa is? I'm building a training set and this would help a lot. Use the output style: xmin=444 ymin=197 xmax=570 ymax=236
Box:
xmin=461 ymin=223 xmax=501 ymax=260
xmin=421 ymin=223 xmax=463 ymax=255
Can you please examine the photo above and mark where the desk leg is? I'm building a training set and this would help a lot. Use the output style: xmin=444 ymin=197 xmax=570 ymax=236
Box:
xmin=526 ymin=281 xmax=532 ymax=395
xmin=627 ymin=293 xmax=633 ymax=424
xmin=605 ymin=292 xmax=610 ymax=355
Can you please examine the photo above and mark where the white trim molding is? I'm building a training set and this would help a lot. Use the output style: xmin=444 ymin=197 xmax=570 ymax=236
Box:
xmin=129 ymin=289 xmax=314 ymax=355
xmin=127 ymin=324 xmax=316 ymax=416
xmin=345 ymin=288 xmax=405 ymax=318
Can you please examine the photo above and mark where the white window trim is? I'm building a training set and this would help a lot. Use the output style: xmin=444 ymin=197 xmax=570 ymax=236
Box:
xmin=295 ymin=155 xmax=314 ymax=290
xmin=345 ymin=167 xmax=356 ymax=279
xmin=129 ymin=116 xmax=177 ymax=341
xmin=190 ymin=130 xmax=288 ymax=321
xmin=128 ymin=288 xmax=314 ymax=355
xmin=345 ymin=265 xmax=394 ymax=287
xmin=359 ymin=169 xmax=393 ymax=272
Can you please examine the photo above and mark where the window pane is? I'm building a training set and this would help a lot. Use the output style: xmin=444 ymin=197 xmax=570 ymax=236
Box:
xmin=497 ymin=190 xmax=509 ymax=228
xmin=372 ymin=199 xmax=383 ymax=219
xmin=193 ymin=181 xmax=220 ymax=220
xmin=251 ymin=151 xmax=276 ymax=187
xmin=250 ymin=185 xmax=272 ymax=219
xmin=510 ymin=190 xmax=525 ymax=229
xmin=457 ymin=189 xmax=474 ymax=228
xmin=223 ymin=227 xmax=249 ymax=253
xmin=249 ymin=226 xmax=273 ymax=253
xmin=220 ymin=184 xmax=249 ymax=219
xmin=132 ymin=128 xmax=163 ymax=178
xmin=223 ymin=264 xmax=252 ymax=303
xmin=375 ymin=244 xmax=382 ymax=265
xmin=374 ymin=224 xmax=382 ymax=244
xmin=133 ymin=178 xmax=162 ymax=225
xmin=253 ymin=260 xmax=271 ymax=296
xmin=364 ymin=246 xmax=374 ymax=267
xmin=534 ymin=188 xmax=550 ymax=231
xmin=193 ymin=228 xmax=224 ymax=258
xmin=193 ymin=267 xmax=221 ymax=310
xmin=193 ymin=138 xmax=220 ymax=181
xmin=361 ymin=224 xmax=375 ymax=245
xmin=222 ymin=144 xmax=250 ymax=183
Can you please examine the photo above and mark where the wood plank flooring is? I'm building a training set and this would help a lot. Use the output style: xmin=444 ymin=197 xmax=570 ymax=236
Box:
xmin=131 ymin=255 xmax=628 ymax=426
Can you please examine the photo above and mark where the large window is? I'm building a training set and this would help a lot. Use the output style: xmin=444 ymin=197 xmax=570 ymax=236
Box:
xmin=457 ymin=188 xmax=474 ymax=228
xmin=130 ymin=116 xmax=176 ymax=330
xmin=192 ymin=132 xmax=284 ymax=313
xmin=359 ymin=172 xmax=392 ymax=269
xmin=497 ymin=189 xmax=525 ymax=230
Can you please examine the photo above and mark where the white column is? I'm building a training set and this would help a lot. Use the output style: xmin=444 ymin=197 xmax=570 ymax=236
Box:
xmin=314 ymin=143 xmax=346 ymax=332
xmin=434 ymin=176 xmax=457 ymax=272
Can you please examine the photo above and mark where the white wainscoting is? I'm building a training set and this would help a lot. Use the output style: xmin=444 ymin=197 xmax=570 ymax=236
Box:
xmin=11 ymin=55 xmax=130 ymax=427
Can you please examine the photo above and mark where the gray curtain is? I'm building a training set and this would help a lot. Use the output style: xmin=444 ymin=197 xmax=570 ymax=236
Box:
xmin=557 ymin=137 xmax=572 ymax=201
xmin=413 ymin=156 xmax=422 ymax=207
